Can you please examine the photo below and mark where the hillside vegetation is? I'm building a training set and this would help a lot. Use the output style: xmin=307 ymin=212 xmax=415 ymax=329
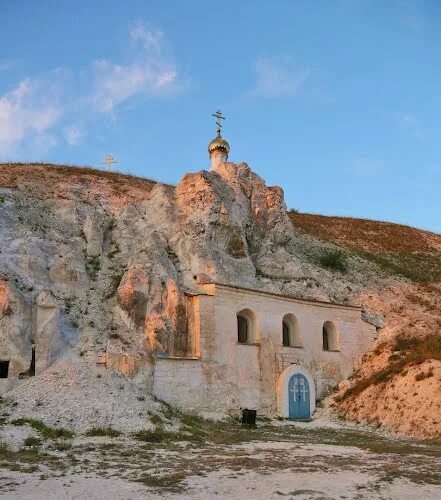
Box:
xmin=289 ymin=212 xmax=441 ymax=439
xmin=289 ymin=213 xmax=441 ymax=283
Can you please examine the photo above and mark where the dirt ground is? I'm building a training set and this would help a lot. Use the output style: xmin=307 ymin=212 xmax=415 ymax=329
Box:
xmin=1 ymin=418 xmax=440 ymax=500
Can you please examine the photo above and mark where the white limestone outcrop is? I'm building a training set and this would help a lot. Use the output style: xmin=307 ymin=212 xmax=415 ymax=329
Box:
xmin=0 ymin=161 xmax=393 ymax=385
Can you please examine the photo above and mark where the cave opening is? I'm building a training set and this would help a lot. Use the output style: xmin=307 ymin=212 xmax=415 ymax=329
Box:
xmin=18 ymin=346 xmax=36 ymax=379
xmin=0 ymin=360 xmax=9 ymax=378
xmin=29 ymin=347 xmax=35 ymax=376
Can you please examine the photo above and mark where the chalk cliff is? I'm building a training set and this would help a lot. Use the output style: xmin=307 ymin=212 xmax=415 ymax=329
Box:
xmin=0 ymin=162 xmax=440 ymax=439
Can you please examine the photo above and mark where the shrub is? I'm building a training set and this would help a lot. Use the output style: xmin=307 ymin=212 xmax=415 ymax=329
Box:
xmin=179 ymin=413 xmax=205 ymax=428
xmin=86 ymin=256 xmax=101 ymax=280
xmin=107 ymin=246 xmax=120 ymax=259
xmin=289 ymin=208 xmax=299 ymax=214
xmin=393 ymin=334 xmax=441 ymax=364
xmin=24 ymin=436 xmax=41 ymax=447
xmin=160 ymin=401 xmax=177 ymax=420
xmin=415 ymin=369 xmax=434 ymax=382
xmin=64 ymin=296 xmax=74 ymax=314
xmin=388 ymin=354 xmax=401 ymax=362
xmin=0 ymin=196 xmax=5 ymax=204
xmin=53 ymin=439 xmax=72 ymax=451
xmin=149 ymin=413 xmax=163 ymax=425
xmin=11 ymin=419 xmax=74 ymax=439
xmin=133 ymin=428 xmax=166 ymax=443
xmin=105 ymin=271 xmax=124 ymax=299
xmin=136 ymin=472 xmax=186 ymax=489
xmin=318 ymin=249 xmax=348 ymax=272
xmin=0 ymin=442 xmax=9 ymax=456
xmin=85 ymin=427 xmax=121 ymax=438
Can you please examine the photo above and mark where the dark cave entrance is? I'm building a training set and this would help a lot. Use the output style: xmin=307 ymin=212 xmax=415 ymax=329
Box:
xmin=0 ymin=360 xmax=10 ymax=378
xmin=18 ymin=346 xmax=36 ymax=379
xmin=29 ymin=346 xmax=35 ymax=376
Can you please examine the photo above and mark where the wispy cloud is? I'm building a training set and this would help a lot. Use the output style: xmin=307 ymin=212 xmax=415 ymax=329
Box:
xmin=64 ymin=124 xmax=82 ymax=146
xmin=396 ymin=111 xmax=424 ymax=139
xmin=90 ymin=21 xmax=183 ymax=113
xmin=0 ymin=21 xmax=186 ymax=158
xmin=0 ymin=77 xmax=62 ymax=158
xmin=130 ymin=21 xmax=164 ymax=51
xmin=248 ymin=55 xmax=310 ymax=98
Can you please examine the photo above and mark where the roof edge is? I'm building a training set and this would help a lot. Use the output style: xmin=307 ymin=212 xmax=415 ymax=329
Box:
xmin=197 ymin=281 xmax=362 ymax=310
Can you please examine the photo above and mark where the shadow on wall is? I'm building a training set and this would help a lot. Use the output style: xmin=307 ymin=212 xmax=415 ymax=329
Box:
xmin=237 ymin=308 xmax=257 ymax=344
xmin=323 ymin=321 xmax=339 ymax=351
xmin=0 ymin=289 xmax=78 ymax=394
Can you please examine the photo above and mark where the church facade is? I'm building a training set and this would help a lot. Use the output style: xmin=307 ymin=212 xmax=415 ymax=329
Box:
xmin=153 ymin=114 xmax=376 ymax=419
xmin=153 ymin=282 xmax=376 ymax=419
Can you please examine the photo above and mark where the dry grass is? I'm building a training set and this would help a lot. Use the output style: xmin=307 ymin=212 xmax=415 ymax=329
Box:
xmin=393 ymin=334 xmax=441 ymax=362
xmin=132 ymin=428 xmax=168 ymax=443
xmin=11 ymin=418 xmax=74 ymax=439
xmin=2 ymin=415 xmax=441 ymax=495
xmin=0 ymin=163 xmax=176 ymax=207
xmin=85 ymin=427 xmax=121 ymax=438
xmin=288 ymin=212 xmax=441 ymax=282
xmin=135 ymin=472 xmax=187 ymax=491
xmin=0 ymin=162 xmax=168 ymax=189
xmin=357 ymin=251 xmax=441 ymax=283
xmin=317 ymin=248 xmax=348 ymax=272
xmin=335 ymin=334 xmax=441 ymax=402
xmin=288 ymin=212 xmax=439 ymax=253
xmin=0 ymin=442 xmax=66 ymax=474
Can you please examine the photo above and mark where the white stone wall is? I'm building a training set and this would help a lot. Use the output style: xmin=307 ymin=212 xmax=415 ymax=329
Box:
xmin=153 ymin=358 xmax=204 ymax=412
xmin=153 ymin=284 xmax=377 ymax=417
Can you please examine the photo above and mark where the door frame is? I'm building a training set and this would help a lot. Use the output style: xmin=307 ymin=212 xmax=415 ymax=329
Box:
xmin=277 ymin=364 xmax=316 ymax=418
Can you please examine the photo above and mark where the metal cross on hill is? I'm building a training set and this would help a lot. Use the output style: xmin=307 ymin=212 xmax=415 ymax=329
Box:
xmin=212 ymin=110 xmax=225 ymax=136
xmin=102 ymin=154 xmax=117 ymax=171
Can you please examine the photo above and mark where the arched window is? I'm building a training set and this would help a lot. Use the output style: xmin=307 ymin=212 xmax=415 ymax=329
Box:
xmin=237 ymin=309 xmax=256 ymax=344
xmin=323 ymin=321 xmax=339 ymax=351
xmin=237 ymin=315 xmax=248 ymax=344
xmin=282 ymin=314 xmax=301 ymax=347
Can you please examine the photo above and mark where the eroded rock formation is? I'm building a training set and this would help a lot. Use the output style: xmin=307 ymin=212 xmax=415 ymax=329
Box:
xmin=0 ymin=162 xmax=440 ymax=439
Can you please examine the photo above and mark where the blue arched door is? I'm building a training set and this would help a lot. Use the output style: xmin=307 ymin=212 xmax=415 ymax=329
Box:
xmin=288 ymin=373 xmax=310 ymax=419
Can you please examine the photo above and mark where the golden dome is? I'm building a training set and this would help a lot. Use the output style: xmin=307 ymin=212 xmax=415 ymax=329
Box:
xmin=208 ymin=133 xmax=230 ymax=156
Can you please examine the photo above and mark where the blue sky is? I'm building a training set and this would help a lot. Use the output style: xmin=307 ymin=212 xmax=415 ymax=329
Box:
xmin=1 ymin=0 xmax=440 ymax=233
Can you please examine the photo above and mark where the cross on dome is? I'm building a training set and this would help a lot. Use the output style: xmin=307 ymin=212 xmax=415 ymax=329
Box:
xmin=208 ymin=110 xmax=230 ymax=169
xmin=212 ymin=110 xmax=225 ymax=137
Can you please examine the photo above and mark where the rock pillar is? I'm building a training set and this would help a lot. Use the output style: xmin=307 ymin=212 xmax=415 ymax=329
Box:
xmin=35 ymin=290 xmax=59 ymax=374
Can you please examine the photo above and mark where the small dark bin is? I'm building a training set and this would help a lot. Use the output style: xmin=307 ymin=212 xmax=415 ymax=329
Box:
xmin=242 ymin=409 xmax=257 ymax=426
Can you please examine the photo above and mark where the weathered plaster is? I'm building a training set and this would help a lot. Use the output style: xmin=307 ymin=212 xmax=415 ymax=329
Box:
xmin=153 ymin=283 xmax=377 ymax=417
